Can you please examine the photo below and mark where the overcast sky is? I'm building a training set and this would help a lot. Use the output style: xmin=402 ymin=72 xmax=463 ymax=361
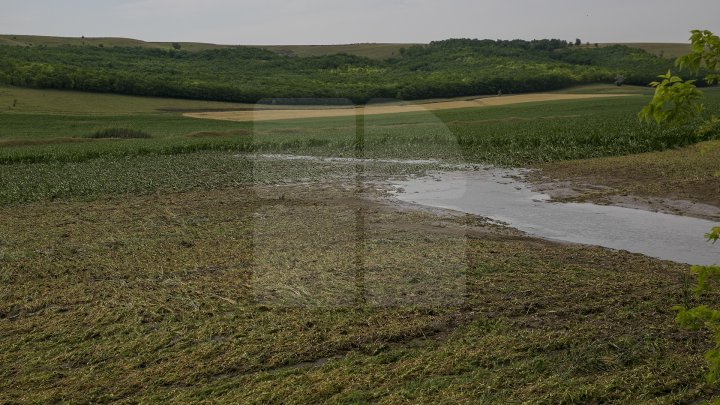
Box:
xmin=2 ymin=0 xmax=719 ymax=45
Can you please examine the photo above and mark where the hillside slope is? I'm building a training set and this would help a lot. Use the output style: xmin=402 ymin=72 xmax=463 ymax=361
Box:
xmin=4 ymin=35 xmax=694 ymax=60
xmin=601 ymin=42 xmax=691 ymax=58
xmin=0 ymin=34 xmax=412 ymax=59
xmin=0 ymin=37 xmax=681 ymax=103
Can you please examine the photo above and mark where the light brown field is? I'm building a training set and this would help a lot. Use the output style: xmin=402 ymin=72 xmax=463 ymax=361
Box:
xmin=184 ymin=93 xmax=634 ymax=122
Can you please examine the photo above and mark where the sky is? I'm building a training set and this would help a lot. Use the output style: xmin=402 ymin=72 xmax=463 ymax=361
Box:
xmin=2 ymin=0 xmax=719 ymax=45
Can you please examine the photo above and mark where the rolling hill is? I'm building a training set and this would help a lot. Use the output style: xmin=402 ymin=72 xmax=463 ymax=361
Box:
xmin=602 ymin=42 xmax=691 ymax=58
xmin=0 ymin=36 xmax=687 ymax=103
xmin=1 ymin=35 xmax=694 ymax=60
xmin=0 ymin=34 xmax=412 ymax=59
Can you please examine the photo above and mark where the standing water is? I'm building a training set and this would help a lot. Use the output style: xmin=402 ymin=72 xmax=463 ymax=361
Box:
xmin=393 ymin=169 xmax=720 ymax=266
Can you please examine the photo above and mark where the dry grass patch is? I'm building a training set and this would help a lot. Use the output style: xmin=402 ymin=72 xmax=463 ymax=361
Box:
xmin=185 ymin=94 xmax=634 ymax=123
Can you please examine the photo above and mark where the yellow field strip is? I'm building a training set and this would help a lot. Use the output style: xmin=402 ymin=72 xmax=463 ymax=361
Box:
xmin=184 ymin=93 xmax=634 ymax=122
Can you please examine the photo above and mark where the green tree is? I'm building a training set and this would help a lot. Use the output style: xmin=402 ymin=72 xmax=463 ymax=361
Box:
xmin=640 ymin=29 xmax=720 ymax=383
xmin=640 ymin=30 xmax=720 ymax=127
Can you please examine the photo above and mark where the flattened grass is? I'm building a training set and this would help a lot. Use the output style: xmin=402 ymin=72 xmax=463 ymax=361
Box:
xmin=0 ymin=154 xmax=438 ymax=205
xmin=1 ymin=183 xmax=717 ymax=403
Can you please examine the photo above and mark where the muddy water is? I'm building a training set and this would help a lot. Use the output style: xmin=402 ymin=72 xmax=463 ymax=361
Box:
xmin=393 ymin=169 xmax=720 ymax=265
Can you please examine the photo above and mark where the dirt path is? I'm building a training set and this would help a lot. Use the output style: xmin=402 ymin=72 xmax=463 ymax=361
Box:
xmin=184 ymin=93 xmax=633 ymax=122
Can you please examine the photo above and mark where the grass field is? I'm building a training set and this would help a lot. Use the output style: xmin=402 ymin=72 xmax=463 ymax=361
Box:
xmin=0 ymin=84 xmax=713 ymax=167
xmin=2 ymin=84 xmax=720 ymax=402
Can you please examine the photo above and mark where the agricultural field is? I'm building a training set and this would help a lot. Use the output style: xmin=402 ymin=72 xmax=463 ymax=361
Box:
xmin=1 ymin=80 xmax=720 ymax=403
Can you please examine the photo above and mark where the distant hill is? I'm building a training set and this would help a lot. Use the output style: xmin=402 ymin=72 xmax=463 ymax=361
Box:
xmin=1 ymin=35 xmax=694 ymax=60
xmin=595 ymin=43 xmax=691 ymax=59
xmin=0 ymin=36 xmax=683 ymax=103
xmin=0 ymin=34 xmax=412 ymax=59
xmin=261 ymin=44 xmax=412 ymax=59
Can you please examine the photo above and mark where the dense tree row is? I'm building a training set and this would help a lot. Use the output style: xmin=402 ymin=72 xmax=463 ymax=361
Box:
xmin=0 ymin=39 xmax=683 ymax=103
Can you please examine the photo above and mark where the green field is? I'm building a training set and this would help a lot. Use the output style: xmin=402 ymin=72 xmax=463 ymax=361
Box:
xmin=2 ymin=83 xmax=720 ymax=402
xmin=0 ymin=85 xmax=714 ymax=167
xmin=1 ymin=84 xmax=717 ymax=204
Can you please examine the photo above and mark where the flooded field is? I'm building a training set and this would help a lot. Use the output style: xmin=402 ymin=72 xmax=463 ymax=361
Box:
xmin=392 ymin=169 xmax=719 ymax=265
xmin=247 ymin=154 xmax=718 ymax=266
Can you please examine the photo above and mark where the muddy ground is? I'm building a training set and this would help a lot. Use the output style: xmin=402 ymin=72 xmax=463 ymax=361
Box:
xmin=528 ymin=140 xmax=720 ymax=221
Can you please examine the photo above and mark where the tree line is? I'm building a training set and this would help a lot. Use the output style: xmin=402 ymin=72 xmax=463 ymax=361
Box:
xmin=0 ymin=39 xmax=687 ymax=103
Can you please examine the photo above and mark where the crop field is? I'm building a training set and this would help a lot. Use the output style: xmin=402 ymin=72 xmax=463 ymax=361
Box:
xmin=2 ymin=83 xmax=720 ymax=403
xmin=1 ymin=85 xmax=714 ymax=167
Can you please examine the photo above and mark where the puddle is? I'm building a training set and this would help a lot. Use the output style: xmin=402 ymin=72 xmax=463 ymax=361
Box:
xmin=393 ymin=170 xmax=720 ymax=265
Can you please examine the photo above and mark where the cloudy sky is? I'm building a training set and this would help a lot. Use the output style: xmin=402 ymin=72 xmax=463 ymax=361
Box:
xmin=2 ymin=0 xmax=719 ymax=45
